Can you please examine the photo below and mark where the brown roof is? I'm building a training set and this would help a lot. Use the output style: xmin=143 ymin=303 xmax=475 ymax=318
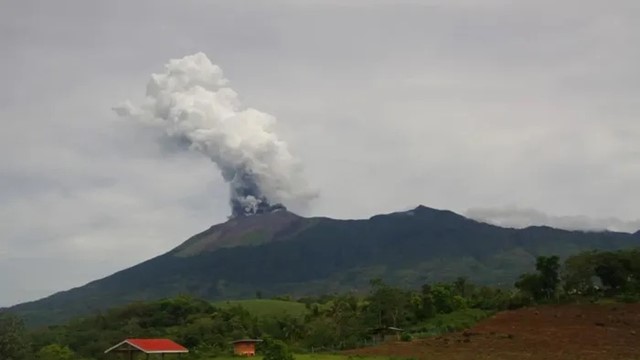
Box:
xmin=231 ymin=339 xmax=263 ymax=344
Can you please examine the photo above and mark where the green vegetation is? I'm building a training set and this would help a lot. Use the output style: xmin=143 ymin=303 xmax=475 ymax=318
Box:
xmin=213 ymin=299 xmax=309 ymax=319
xmin=10 ymin=206 xmax=640 ymax=326
xmin=8 ymin=248 xmax=640 ymax=360
xmin=20 ymin=276 xmax=516 ymax=360
xmin=188 ymin=356 xmax=382 ymax=360
xmin=410 ymin=309 xmax=493 ymax=337
xmin=0 ymin=312 xmax=30 ymax=360
xmin=36 ymin=344 xmax=77 ymax=360
xmin=515 ymin=255 xmax=561 ymax=302
xmin=512 ymin=249 xmax=640 ymax=303
xmin=262 ymin=338 xmax=295 ymax=360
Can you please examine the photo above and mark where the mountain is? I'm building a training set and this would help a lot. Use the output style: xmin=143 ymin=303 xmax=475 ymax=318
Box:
xmin=7 ymin=206 xmax=640 ymax=325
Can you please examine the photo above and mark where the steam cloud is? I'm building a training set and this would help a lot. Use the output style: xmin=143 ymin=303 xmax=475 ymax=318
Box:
xmin=114 ymin=53 xmax=317 ymax=217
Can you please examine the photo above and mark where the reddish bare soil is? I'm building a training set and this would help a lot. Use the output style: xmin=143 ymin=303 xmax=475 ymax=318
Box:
xmin=346 ymin=304 xmax=640 ymax=360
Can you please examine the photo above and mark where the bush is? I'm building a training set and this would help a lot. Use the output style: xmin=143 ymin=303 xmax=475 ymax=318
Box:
xmin=262 ymin=338 xmax=294 ymax=360
xmin=36 ymin=344 xmax=75 ymax=360
xmin=618 ymin=293 xmax=640 ymax=304
xmin=400 ymin=333 xmax=413 ymax=342
xmin=507 ymin=292 xmax=534 ymax=310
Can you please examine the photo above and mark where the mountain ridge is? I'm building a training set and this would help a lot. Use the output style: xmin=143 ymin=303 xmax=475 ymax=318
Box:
xmin=6 ymin=205 xmax=640 ymax=326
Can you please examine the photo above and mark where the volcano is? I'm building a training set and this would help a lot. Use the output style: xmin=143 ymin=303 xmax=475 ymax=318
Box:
xmin=7 ymin=205 xmax=640 ymax=326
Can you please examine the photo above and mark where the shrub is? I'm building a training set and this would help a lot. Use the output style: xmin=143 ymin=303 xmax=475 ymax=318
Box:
xmin=400 ymin=333 xmax=413 ymax=342
xmin=618 ymin=293 xmax=640 ymax=303
xmin=262 ymin=338 xmax=294 ymax=360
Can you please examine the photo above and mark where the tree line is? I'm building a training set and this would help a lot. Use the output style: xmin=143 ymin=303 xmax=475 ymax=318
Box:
xmin=1 ymin=248 xmax=639 ymax=360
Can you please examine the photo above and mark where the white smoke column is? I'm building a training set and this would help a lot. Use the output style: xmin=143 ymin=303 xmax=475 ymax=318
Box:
xmin=114 ymin=53 xmax=317 ymax=217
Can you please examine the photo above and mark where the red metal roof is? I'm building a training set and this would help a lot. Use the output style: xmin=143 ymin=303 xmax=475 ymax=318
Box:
xmin=104 ymin=338 xmax=188 ymax=354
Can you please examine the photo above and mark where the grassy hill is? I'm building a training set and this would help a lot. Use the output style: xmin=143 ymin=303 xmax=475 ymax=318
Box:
xmin=213 ymin=299 xmax=309 ymax=319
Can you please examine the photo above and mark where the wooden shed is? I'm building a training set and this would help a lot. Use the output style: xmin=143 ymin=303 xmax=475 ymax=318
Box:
xmin=104 ymin=338 xmax=188 ymax=359
xmin=370 ymin=326 xmax=404 ymax=342
xmin=231 ymin=339 xmax=263 ymax=356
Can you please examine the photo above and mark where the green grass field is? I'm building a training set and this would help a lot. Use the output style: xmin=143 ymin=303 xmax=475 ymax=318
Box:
xmin=409 ymin=308 xmax=493 ymax=337
xmin=213 ymin=299 xmax=309 ymax=318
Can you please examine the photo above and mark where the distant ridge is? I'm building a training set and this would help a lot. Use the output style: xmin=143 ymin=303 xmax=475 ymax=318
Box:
xmin=7 ymin=205 xmax=640 ymax=326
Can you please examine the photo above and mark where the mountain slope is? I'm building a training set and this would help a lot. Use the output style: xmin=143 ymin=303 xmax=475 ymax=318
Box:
xmin=8 ymin=206 xmax=640 ymax=325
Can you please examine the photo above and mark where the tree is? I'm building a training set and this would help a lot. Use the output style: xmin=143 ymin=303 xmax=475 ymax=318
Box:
xmin=563 ymin=251 xmax=598 ymax=297
xmin=536 ymin=256 xmax=560 ymax=300
xmin=409 ymin=287 xmax=435 ymax=321
xmin=261 ymin=338 xmax=294 ymax=360
xmin=563 ymin=249 xmax=640 ymax=297
xmin=430 ymin=283 xmax=456 ymax=314
xmin=515 ymin=273 xmax=543 ymax=300
xmin=515 ymin=256 xmax=560 ymax=302
xmin=0 ymin=313 xmax=30 ymax=360
xmin=327 ymin=294 xmax=366 ymax=347
xmin=595 ymin=252 xmax=631 ymax=292
xmin=366 ymin=279 xmax=410 ymax=327
xmin=36 ymin=344 xmax=75 ymax=360
xmin=453 ymin=277 xmax=469 ymax=297
xmin=305 ymin=317 xmax=337 ymax=348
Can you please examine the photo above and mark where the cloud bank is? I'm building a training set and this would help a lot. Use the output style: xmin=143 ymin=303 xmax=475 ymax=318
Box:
xmin=467 ymin=207 xmax=640 ymax=233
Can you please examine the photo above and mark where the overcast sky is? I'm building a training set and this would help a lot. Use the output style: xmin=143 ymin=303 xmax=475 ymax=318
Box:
xmin=2 ymin=0 xmax=639 ymax=306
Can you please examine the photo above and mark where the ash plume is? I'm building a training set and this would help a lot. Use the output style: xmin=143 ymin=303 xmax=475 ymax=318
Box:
xmin=114 ymin=53 xmax=316 ymax=217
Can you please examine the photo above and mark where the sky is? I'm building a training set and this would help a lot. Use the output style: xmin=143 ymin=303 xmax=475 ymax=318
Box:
xmin=2 ymin=0 xmax=639 ymax=306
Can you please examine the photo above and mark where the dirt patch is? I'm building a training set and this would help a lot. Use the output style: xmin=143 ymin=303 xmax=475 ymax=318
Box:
xmin=345 ymin=303 xmax=640 ymax=360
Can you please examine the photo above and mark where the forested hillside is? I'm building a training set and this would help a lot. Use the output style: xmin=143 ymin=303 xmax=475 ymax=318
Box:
xmin=3 ymin=249 xmax=639 ymax=360
xmin=8 ymin=206 xmax=640 ymax=325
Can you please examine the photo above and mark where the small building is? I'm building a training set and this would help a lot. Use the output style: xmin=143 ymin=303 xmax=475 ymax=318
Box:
xmin=105 ymin=338 xmax=188 ymax=359
xmin=370 ymin=326 xmax=404 ymax=342
xmin=231 ymin=339 xmax=263 ymax=356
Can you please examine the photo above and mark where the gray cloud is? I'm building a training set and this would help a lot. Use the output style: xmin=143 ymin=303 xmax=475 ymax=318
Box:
xmin=1 ymin=0 xmax=639 ymax=306
xmin=466 ymin=207 xmax=640 ymax=233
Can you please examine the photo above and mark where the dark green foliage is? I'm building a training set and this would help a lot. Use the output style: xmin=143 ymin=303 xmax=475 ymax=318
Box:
xmin=515 ymin=255 xmax=560 ymax=302
xmin=214 ymin=299 xmax=308 ymax=319
xmin=563 ymin=251 xmax=599 ymax=297
xmin=0 ymin=312 xmax=31 ymax=360
xmin=25 ymin=296 xmax=263 ymax=360
xmin=413 ymin=285 xmax=436 ymax=320
xmin=10 ymin=206 xmax=640 ymax=326
xmin=409 ymin=309 xmax=492 ymax=336
xmin=512 ymin=250 xmax=640 ymax=304
xmin=536 ymin=256 xmax=561 ymax=300
xmin=365 ymin=279 xmax=411 ymax=328
xmin=23 ymin=276 xmax=518 ymax=359
xmin=36 ymin=344 xmax=76 ymax=360
xmin=261 ymin=338 xmax=295 ymax=360
xmin=515 ymin=273 xmax=544 ymax=300
xmin=25 ymin=247 xmax=640 ymax=360
xmin=562 ymin=249 xmax=640 ymax=299
xmin=303 ymin=294 xmax=368 ymax=349
xmin=594 ymin=252 xmax=633 ymax=291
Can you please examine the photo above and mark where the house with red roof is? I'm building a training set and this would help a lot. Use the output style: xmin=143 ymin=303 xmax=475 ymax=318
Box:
xmin=104 ymin=338 xmax=188 ymax=359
